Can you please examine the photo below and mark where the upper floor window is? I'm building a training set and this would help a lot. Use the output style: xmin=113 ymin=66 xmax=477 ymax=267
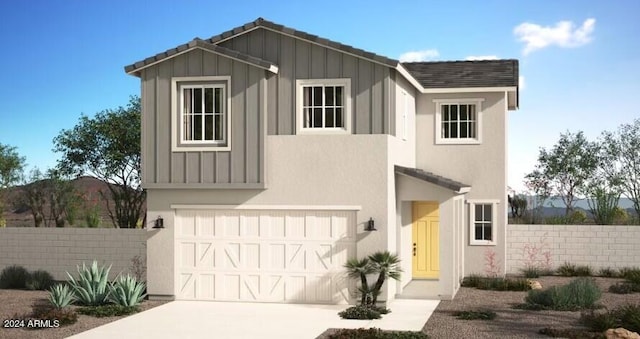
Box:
xmin=433 ymin=98 xmax=484 ymax=144
xmin=468 ymin=200 xmax=498 ymax=246
xmin=171 ymin=76 xmax=231 ymax=152
xmin=296 ymin=79 xmax=351 ymax=134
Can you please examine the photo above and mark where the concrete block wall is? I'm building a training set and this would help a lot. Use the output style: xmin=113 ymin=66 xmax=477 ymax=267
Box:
xmin=0 ymin=228 xmax=147 ymax=281
xmin=507 ymin=224 xmax=640 ymax=274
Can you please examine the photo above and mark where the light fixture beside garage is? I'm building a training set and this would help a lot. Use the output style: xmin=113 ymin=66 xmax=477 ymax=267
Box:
xmin=153 ymin=216 xmax=164 ymax=229
xmin=365 ymin=217 xmax=377 ymax=231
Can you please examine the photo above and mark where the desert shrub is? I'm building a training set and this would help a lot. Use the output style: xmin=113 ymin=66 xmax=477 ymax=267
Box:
xmin=597 ymin=267 xmax=618 ymax=278
xmin=108 ymin=275 xmax=146 ymax=307
xmin=521 ymin=266 xmax=542 ymax=278
xmin=338 ymin=305 xmax=381 ymax=320
xmin=27 ymin=270 xmax=55 ymax=290
xmin=48 ymin=284 xmax=75 ymax=309
xmin=622 ymin=270 xmax=640 ymax=285
xmin=524 ymin=278 xmax=601 ymax=311
xmin=77 ymin=304 xmax=139 ymax=317
xmin=581 ymin=304 xmax=640 ymax=333
xmin=30 ymin=305 xmax=78 ymax=326
xmin=609 ymin=283 xmax=638 ymax=294
xmin=0 ymin=265 xmax=30 ymax=289
xmin=328 ymin=328 xmax=429 ymax=339
xmin=461 ymin=274 xmax=483 ymax=288
xmin=618 ymin=267 xmax=640 ymax=279
xmin=538 ymin=327 xmax=603 ymax=339
xmin=477 ymin=277 xmax=531 ymax=291
xmin=454 ymin=310 xmax=497 ymax=320
xmin=557 ymin=263 xmax=592 ymax=277
xmin=67 ymin=261 xmax=111 ymax=306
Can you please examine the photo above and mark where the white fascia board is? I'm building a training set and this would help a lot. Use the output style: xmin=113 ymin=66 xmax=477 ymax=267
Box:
xmin=421 ymin=86 xmax=517 ymax=94
xmin=395 ymin=64 xmax=425 ymax=92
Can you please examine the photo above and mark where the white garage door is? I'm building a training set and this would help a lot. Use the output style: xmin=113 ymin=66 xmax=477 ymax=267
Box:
xmin=175 ymin=209 xmax=357 ymax=304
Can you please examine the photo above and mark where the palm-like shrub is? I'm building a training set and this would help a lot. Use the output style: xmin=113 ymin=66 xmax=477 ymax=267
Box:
xmin=368 ymin=251 xmax=402 ymax=305
xmin=109 ymin=274 xmax=146 ymax=307
xmin=67 ymin=261 xmax=112 ymax=306
xmin=48 ymin=284 xmax=75 ymax=309
xmin=344 ymin=258 xmax=375 ymax=305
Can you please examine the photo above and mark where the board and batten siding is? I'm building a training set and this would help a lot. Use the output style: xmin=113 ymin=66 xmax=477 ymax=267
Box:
xmin=218 ymin=28 xmax=397 ymax=136
xmin=140 ymin=49 xmax=267 ymax=187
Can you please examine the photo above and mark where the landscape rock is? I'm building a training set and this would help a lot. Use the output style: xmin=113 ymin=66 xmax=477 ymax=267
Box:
xmin=605 ymin=328 xmax=640 ymax=339
xmin=527 ymin=279 xmax=542 ymax=290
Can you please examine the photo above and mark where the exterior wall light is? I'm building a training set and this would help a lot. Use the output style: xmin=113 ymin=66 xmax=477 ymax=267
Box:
xmin=365 ymin=217 xmax=377 ymax=231
xmin=153 ymin=216 xmax=164 ymax=229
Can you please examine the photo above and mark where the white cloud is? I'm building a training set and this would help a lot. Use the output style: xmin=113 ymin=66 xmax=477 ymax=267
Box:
xmin=399 ymin=49 xmax=439 ymax=62
xmin=519 ymin=76 xmax=526 ymax=90
xmin=465 ymin=55 xmax=499 ymax=61
xmin=514 ymin=18 xmax=596 ymax=55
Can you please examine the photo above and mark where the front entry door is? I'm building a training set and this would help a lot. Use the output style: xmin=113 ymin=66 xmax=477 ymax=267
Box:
xmin=412 ymin=201 xmax=439 ymax=278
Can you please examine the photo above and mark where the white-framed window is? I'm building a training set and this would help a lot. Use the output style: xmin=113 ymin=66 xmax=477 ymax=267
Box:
xmin=433 ymin=98 xmax=484 ymax=144
xmin=468 ymin=200 xmax=499 ymax=245
xmin=171 ymin=76 xmax=231 ymax=152
xmin=296 ymin=79 xmax=351 ymax=134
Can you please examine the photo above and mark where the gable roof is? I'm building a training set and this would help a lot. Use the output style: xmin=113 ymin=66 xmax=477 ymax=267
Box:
xmin=204 ymin=17 xmax=399 ymax=67
xmin=394 ymin=165 xmax=471 ymax=193
xmin=401 ymin=60 xmax=519 ymax=89
xmin=125 ymin=38 xmax=278 ymax=76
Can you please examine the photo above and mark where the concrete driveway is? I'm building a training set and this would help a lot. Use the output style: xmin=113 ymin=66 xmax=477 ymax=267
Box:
xmin=68 ymin=299 xmax=439 ymax=339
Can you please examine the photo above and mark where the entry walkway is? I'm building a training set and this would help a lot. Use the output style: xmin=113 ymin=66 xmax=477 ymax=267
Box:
xmin=68 ymin=299 xmax=439 ymax=339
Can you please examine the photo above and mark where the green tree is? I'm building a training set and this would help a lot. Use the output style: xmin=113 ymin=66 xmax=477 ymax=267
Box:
xmin=585 ymin=140 xmax=623 ymax=225
xmin=0 ymin=143 xmax=25 ymax=224
xmin=47 ymin=169 xmax=78 ymax=228
xmin=602 ymin=119 xmax=640 ymax=220
xmin=20 ymin=168 xmax=48 ymax=227
xmin=525 ymin=131 xmax=599 ymax=217
xmin=53 ymin=96 xmax=145 ymax=228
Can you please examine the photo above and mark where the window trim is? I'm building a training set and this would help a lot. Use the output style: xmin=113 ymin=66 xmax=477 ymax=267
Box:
xmin=467 ymin=199 xmax=499 ymax=246
xmin=171 ymin=76 xmax=232 ymax=152
xmin=295 ymin=78 xmax=352 ymax=135
xmin=433 ymin=98 xmax=484 ymax=145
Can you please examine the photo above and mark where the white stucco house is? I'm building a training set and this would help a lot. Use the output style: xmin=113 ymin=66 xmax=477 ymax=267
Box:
xmin=125 ymin=17 xmax=519 ymax=303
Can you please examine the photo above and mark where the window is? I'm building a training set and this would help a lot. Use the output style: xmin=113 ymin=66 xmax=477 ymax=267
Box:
xmin=296 ymin=79 xmax=351 ymax=134
xmin=468 ymin=200 xmax=498 ymax=245
xmin=171 ymin=76 xmax=231 ymax=152
xmin=433 ymin=99 xmax=484 ymax=144
xmin=181 ymin=84 xmax=225 ymax=143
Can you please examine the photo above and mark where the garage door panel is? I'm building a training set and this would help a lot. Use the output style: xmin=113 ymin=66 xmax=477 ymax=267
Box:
xmin=176 ymin=209 xmax=356 ymax=304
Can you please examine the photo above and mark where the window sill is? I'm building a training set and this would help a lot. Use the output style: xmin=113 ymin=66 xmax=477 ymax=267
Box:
xmin=172 ymin=145 xmax=231 ymax=152
xmin=435 ymin=138 xmax=481 ymax=145
xmin=469 ymin=241 xmax=497 ymax=246
xmin=296 ymin=128 xmax=351 ymax=135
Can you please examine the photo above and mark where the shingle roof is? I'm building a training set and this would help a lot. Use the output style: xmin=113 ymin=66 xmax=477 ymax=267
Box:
xmin=401 ymin=60 xmax=519 ymax=89
xmin=395 ymin=165 xmax=471 ymax=193
xmin=124 ymin=38 xmax=278 ymax=75
xmin=203 ymin=17 xmax=399 ymax=67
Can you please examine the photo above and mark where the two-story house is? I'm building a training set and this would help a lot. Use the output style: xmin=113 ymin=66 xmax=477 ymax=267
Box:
xmin=125 ymin=18 xmax=519 ymax=303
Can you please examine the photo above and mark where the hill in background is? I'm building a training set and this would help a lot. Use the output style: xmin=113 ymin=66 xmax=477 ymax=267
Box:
xmin=2 ymin=176 xmax=122 ymax=228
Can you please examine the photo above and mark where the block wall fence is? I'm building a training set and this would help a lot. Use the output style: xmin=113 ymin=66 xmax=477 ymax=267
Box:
xmin=0 ymin=228 xmax=147 ymax=281
xmin=507 ymin=224 xmax=640 ymax=274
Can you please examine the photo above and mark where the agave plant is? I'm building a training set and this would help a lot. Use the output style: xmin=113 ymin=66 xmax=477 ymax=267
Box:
xmin=48 ymin=283 xmax=75 ymax=309
xmin=368 ymin=251 xmax=402 ymax=305
xmin=109 ymin=274 xmax=147 ymax=307
xmin=67 ymin=261 xmax=112 ymax=306
xmin=344 ymin=258 xmax=375 ymax=306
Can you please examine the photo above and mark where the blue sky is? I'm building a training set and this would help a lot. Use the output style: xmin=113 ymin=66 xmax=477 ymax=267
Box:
xmin=0 ymin=0 xmax=638 ymax=191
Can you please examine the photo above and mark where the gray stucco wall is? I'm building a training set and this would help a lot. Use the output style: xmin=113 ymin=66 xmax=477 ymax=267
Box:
xmin=415 ymin=92 xmax=509 ymax=276
xmin=146 ymin=135 xmax=398 ymax=298
xmin=218 ymin=28 xmax=396 ymax=136
xmin=140 ymin=49 xmax=267 ymax=187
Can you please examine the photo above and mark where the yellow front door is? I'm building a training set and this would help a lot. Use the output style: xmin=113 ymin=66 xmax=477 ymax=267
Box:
xmin=412 ymin=202 xmax=439 ymax=279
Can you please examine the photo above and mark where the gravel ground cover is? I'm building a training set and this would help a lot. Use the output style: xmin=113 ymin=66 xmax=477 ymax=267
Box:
xmin=0 ymin=289 xmax=166 ymax=339
xmin=422 ymin=276 xmax=640 ymax=338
